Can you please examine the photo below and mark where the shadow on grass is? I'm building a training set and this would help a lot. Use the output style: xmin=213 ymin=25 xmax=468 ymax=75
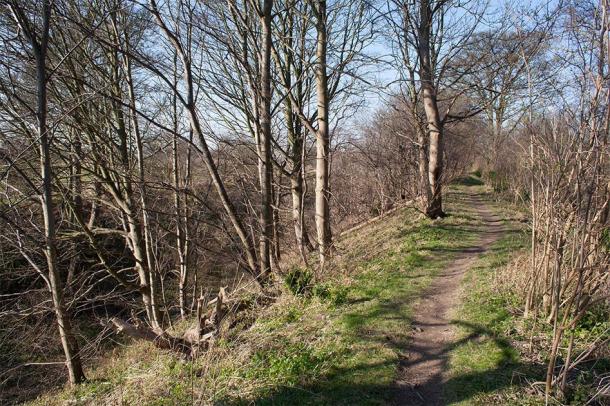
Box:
xmin=220 ymin=294 xmax=416 ymax=405
xmin=442 ymin=319 xmax=544 ymax=405
xmin=220 ymin=191 xmax=538 ymax=406
xmin=226 ymin=319 xmax=542 ymax=406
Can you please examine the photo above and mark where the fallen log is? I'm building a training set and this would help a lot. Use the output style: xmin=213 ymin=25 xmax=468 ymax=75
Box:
xmin=109 ymin=287 xmax=228 ymax=357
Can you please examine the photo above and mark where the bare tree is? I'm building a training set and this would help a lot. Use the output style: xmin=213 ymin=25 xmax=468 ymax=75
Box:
xmin=3 ymin=0 xmax=86 ymax=385
xmin=275 ymin=0 xmax=374 ymax=266
xmin=271 ymin=0 xmax=315 ymax=262
xmin=147 ymin=0 xmax=262 ymax=281
xmin=387 ymin=0 xmax=485 ymax=218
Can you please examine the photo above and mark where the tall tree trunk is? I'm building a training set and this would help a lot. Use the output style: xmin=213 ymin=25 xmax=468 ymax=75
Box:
xmin=22 ymin=0 xmax=86 ymax=385
xmin=66 ymin=130 xmax=83 ymax=287
xmin=278 ymin=5 xmax=313 ymax=262
xmin=171 ymin=53 xmax=189 ymax=319
xmin=286 ymin=102 xmax=313 ymax=261
xmin=109 ymin=44 xmax=161 ymax=328
xmin=314 ymin=0 xmax=332 ymax=267
xmin=182 ymin=131 xmax=192 ymax=313
xmin=173 ymin=132 xmax=188 ymax=318
xmin=121 ymin=28 xmax=162 ymax=328
xmin=257 ymin=0 xmax=274 ymax=280
xmin=418 ymin=0 xmax=445 ymax=219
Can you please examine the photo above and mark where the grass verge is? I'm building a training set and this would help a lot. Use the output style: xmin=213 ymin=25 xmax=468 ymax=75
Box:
xmin=443 ymin=222 xmax=543 ymax=405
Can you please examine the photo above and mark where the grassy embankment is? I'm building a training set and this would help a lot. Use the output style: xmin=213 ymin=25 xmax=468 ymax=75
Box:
xmin=37 ymin=179 xmax=606 ymax=405
xmin=32 ymin=184 xmax=485 ymax=405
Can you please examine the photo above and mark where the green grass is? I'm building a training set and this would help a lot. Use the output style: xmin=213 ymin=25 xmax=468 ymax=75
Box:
xmin=30 ymin=188 xmax=487 ymax=406
xmin=443 ymin=201 xmax=610 ymax=405
xmin=36 ymin=185 xmax=552 ymax=406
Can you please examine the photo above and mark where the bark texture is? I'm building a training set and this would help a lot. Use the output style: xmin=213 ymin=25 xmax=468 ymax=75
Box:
xmin=417 ymin=0 xmax=445 ymax=218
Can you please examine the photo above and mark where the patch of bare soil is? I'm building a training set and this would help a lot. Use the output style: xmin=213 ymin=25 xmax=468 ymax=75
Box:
xmin=393 ymin=190 xmax=505 ymax=405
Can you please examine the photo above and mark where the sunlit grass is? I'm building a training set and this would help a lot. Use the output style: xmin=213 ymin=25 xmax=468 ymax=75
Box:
xmin=29 ymin=187 xmax=488 ymax=406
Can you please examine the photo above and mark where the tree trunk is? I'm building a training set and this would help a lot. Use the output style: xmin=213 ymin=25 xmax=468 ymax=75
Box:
xmin=28 ymin=1 xmax=86 ymax=385
xmin=314 ymin=0 xmax=332 ymax=267
xmin=271 ymin=173 xmax=282 ymax=265
xmin=121 ymin=35 xmax=162 ymax=329
xmin=279 ymin=6 xmax=314 ymax=262
xmin=66 ymin=130 xmax=83 ymax=287
xmin=291 ymin=173 xmax=313 ymax=255
xmin=170 ymin=52 xmax=189 ymax=319
xmin=149 ymin=0 xmax=261 ymax=280
xmin=286 ymin=103 xmax=313 ymax=262
xmin=417 ymin=0 xmax=445 ymax=219
xmin=417 ymin=126 xmax=431 ymax=212
xmin=257 ymin=0 xmax=274 ymax=280
xmin=109 ymin=43 xmax=161 ymax=328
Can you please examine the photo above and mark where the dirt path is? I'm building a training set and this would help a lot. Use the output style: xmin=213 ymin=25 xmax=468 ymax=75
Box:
xmin=393 ymin=190 xmax=505 ymax=405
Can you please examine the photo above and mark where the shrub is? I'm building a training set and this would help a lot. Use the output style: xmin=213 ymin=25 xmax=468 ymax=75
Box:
xmin=284 ymin=266 xmax=313 ymax=296
xmin=312 ymin=282 xmax=349 ymax=306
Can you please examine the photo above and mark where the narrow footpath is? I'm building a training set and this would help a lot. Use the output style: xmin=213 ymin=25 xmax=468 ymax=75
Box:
xmin=394 ymin=190 xmax=505 ymax=405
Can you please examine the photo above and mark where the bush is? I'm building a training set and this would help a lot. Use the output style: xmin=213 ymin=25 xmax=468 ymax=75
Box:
xmin=284 ymin=266 xmax=313 ymax=296
xmin=312 ymin=282 xmax=349 ymax=306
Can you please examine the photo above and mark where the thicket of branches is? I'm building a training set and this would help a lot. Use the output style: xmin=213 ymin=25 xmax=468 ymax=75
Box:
xmin=479 ymin=1 xmax=610 ymax=402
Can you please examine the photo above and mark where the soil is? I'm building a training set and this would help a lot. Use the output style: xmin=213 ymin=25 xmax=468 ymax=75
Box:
xmin=393 ymin=190 xmax=505 ymax=405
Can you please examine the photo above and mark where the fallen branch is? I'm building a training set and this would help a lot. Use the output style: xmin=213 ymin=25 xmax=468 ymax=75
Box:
xmin=109 ymin=287 xmax=228 ymax=357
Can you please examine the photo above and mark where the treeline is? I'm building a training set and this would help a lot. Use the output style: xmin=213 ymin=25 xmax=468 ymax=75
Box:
xmin=0 ymin=0 xmax=608 ymax=403
xmin=0 ymin=0 xmax=478 ymax=394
